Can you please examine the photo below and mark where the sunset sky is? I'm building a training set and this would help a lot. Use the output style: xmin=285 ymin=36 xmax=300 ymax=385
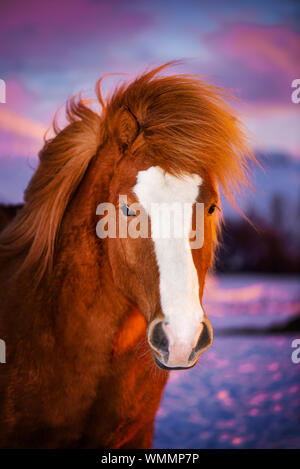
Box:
xmin=0 ymin=0 xmax=299 ymax=201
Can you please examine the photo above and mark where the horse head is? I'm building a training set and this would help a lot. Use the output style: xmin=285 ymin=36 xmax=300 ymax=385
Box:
xmin=105 ymin=147 xmax=215 ymax=369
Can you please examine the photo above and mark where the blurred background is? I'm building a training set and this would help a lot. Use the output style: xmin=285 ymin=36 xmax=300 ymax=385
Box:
xmin=0 ymin=0 xmax=299 ymax=449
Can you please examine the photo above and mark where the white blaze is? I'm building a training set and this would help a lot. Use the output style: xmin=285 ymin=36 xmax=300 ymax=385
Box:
xmin=133 ymin=166 xmax=204 ymax=344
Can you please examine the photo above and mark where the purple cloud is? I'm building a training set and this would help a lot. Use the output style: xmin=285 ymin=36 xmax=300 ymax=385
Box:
xmin=202 ymin=23 xmax=300 ymax=104
xmin=0 ymin=0 xmax=154 ymax=69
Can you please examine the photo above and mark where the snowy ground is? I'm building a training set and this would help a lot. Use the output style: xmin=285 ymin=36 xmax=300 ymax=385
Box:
xmin=154 ymin=275 xmax=300 ymax=449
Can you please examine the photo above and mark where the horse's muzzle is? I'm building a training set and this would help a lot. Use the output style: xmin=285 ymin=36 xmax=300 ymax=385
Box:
xmin=148 ymin=316 xmax=213 ymax=370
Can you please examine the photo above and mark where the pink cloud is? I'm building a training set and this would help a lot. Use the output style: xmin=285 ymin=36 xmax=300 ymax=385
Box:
xmin=3 ymin=80 xmax=39 ymax=114
xmin=0 ymin=108 xmax=47 ymax=141
xmin=0 ymin=132 xmax=40 ymax=160
xmin=208 ymin=24 xmax=299 ymax=78
xmin=200 ymin=23 xmax=300 ymax=106
xmin=0 ymin=0 xmax=154 ymax=64
xmin=222 ymin=25 xmax=300 ymax=76
xmin=241 ymin=103 xmax=300 ymax=157
xmin=0 ymin=106 xmax=46 ymax=159
xmin=1 ymin=0 xmax=148 ymax=35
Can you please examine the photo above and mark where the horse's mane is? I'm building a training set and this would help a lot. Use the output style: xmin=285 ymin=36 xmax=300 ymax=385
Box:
xmin=0 ymin=62 xmax=255 ymax=282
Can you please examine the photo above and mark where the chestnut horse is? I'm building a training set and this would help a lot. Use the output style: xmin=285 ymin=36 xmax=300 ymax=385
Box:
xmin=0 ymin=64 xmax=253 ymax=448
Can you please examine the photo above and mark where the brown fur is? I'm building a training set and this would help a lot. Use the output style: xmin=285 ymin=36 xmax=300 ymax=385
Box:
xmin=0 ymin=63 xmax=254 ymax=448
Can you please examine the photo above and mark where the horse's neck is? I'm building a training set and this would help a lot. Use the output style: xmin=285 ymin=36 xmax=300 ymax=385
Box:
xmin=4 ymin=144 xmax=145 ymax=365
xmin=47 ymin=145 xmax=132 ymax=348
xmin=5 ymin=144 xmax=130 ymax=355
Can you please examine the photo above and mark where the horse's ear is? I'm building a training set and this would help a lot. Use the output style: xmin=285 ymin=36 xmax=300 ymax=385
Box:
xmin=113 ymin=106 xmax=139 ymax=149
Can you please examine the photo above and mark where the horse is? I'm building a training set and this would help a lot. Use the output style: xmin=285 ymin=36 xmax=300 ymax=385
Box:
xmin=0 ymin=63 xmax=254 ymax=448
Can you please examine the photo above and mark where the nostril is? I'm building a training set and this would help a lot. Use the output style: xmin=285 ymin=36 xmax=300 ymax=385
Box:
xmin=194 ymin=321 xmax=212 ymax=353
xmin=151 ymin=322 xmax=169 ymax=354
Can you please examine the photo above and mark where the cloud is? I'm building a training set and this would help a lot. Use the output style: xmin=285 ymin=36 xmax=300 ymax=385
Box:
xmin=203 ymin=23 xmax=300 ymax=104
xmin=0 ymin=0 xmax=154 ymax=71
xmin=211 ymin=24 xmax=299 ymax=76
xmin=0 ymin=107 xmax=46 ymax=160
xmin=0 ymin=108 xmax=47 ymax=141
xmin=241 ymin=104 xmax=300 ymax=157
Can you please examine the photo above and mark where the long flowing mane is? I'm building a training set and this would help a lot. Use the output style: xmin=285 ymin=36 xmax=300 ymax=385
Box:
xmin=0 ymin=62 xmax=254 ymax=282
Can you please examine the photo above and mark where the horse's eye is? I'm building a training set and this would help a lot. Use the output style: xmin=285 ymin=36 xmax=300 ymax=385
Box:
xmin=208 ymin=204 xmax=216 ymax=215
xmin=121 ymin=204 xmax=136 ymax=217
